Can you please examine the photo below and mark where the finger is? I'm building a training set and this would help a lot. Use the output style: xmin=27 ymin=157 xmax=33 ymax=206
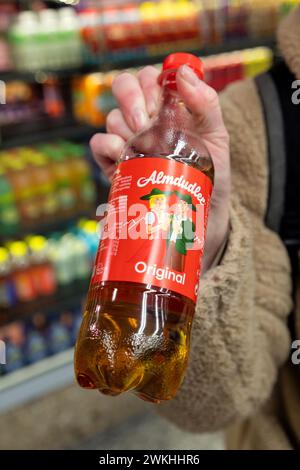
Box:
xmin=112 ymin=72 xmax=149 ymax=133
xmin=106 ymin=108 xmax=133 ymax=141
xmin=176 ymin=65 xmax=226 ymax=133
xmin=90 ymin=133 xmax=125 ymax=180
xmin=136 ymin=65 xmax=161 ymax=117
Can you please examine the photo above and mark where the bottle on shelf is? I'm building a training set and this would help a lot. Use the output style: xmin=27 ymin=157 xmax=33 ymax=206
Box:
xmin=3 ymin=322 xmax=25 ymax=373
xmin=58 ymin=7 xmax=83 ymax=68
xmin=3 ymin=156 xmax=40 ymax=229
xmin=0 ymin=163 xmax=20 ymax=236
xmin=72 ymin=236 xmax=91 ymax=282
xmin=48 ymin=311 xmax=72 ymax=355
xmin=55 ymin=233 xmax=90 ymax=284
xmin=42 ymin=145 xmax=77 ymax=218
xmin=61 ymin=142 xmax=96 ymax=212
xmin=24 ymin=150 xmax=59 ymax=223
xmin=42 ymin=77 xmax=66 ymax=119
xmin=74 ymin=53 xmax=214 ymax=403
xmin=9 ymin=241 xmax=37 ymax=304
xmin=38 ymin=9 xmax=61 ymax=69
xmin=48 ymin=235 xmax=77 ymax=288
xmin=9 ymin=11 xmax=40 ymax=71
xmin=0 ymin=247 xmax=17 ymax=310
xmin=25 ymin=313 xmax=48 ymax=364
xmin=77 ymin=219 xmax=99 ymax=264
xmin=28 ymin=235 xmax=57 ymax=297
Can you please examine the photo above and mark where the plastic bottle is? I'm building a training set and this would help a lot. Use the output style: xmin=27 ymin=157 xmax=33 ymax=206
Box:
xmin=78 ymin=219 xmax=99 ymax=263
xmin=38 ymin=9 xmax=61 ymax=69
xmin=3 ymin=156 xmax=39 ymax=229
xmin=0 ymin=36 xmax=12 ymax=72
xmin=75 ymin=53 xmax=214 ymax=402
xmin=0 ymin=164 xmax=20 ymax=236
xmin=28 ymin=235 xmax=57 ymax=297
xmin=25 ymin=151 xmax=59 ymax=222
xmin=4 ymin=322 xmax=25 ymax=373
xmin=48 ymin=312 xmax=72 ymax=355
xmin=82 ymin=72 xmax=117 ymax=127
xmin=61 ymin=142 xmax=96 ymax=211
xmin=139 ymin=1 xmax=160 ymax=45
xmin=56 ymin=233 xmax=90 ymax=283
xmin=43 ymin=77 xmax=66 ymax=119
xmin=9 ymin=11 xmax=40 ymax=71
xmin=25 ymin=313 xmax=48 ymax=364
xmin=44 ymin=145 xmax=77 ymax=217
xmin=48 ymin=236 xmax=76 ymax=287
xmin=73 ymin=237 xmax=91 ymax=282
xmin=0 ymin=247 xmax=17 ymax=309
xmin=58 ymin=7 xmax=82 ymax=68
xmin=10 ymin=241 xmax=37 ymax=303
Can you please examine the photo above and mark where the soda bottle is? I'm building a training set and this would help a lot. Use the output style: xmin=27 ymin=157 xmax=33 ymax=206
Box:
xmin=28 ymin=235 xmax=57 ymax=297
xmin=0 ymin=247 xmax=17 ymax=310
xmin=43 ymin=145 xmax=77 ymax=218
xmin=0 ymin=164 xmax=20 ymax=236
xmin=3 ymin=155 xmax=39 ymax=229
xmin=60 ymin=142 xmax=96 ymax=212
xmin=74 ymin=53 xmax=214 ymax=403
xmin=10 ymin=241 xmax=37 ymax=304
xmin=25 ymin=150 xmax=58 ymax=222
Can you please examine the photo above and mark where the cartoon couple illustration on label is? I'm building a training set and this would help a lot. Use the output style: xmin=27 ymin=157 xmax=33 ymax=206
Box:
xmin=128 ymin=188 xmax=197 ymax=273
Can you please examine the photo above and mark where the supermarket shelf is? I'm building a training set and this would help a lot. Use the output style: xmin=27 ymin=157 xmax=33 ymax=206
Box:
xmin=0 ymin=279 xmax=89 ymax=327
xmin=0 ymin=37 xmax=276 ymax=84
xmin=0 ymin=118 xmax=100 ymax=150
xmin=0 ymin=348 xmax=75 ymax=414
xmin=0 ymin=210 xmax=96 ymax=242
xmin=107 ymin=37 xmax=277 ymax=69
xmin=0 ymin=66 xmax=96 ymax=83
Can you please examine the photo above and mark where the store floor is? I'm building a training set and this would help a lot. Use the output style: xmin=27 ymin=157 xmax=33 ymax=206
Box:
xmin=0 ymin=383 xmax=224 ymax=450
xmin=76 ymin=411 xmax=224 ymax=451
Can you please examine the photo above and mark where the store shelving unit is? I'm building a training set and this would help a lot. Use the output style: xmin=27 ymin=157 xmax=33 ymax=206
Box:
xmin=0 ymin=348 xmax=74 ymax=414
xmin=0 ymin=37 xmax=276 ymax=83
xmin=0 ymin=119 xmax=99 ymax=150
xmin=0 ymin=210 xmax=97 ymax=242
xmin=0 ymin=37 xmax=276 ymax=150
xmin=0 ymin=279 xmax=88 ymax=327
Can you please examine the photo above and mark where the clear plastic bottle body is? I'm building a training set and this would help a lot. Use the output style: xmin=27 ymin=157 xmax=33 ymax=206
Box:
xmin=75 ymin=78 xmax=214 ymax=403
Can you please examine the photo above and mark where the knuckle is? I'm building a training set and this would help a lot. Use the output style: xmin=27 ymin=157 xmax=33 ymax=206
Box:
xmin=205 ymin=86 xmax=219 ymax=105
xmin=106 ymin=108 xmax=120 ymax=130
xmin=89 ymin=134 xmax=98 ymax=153
xmin=112 ymin=72 xmax=135 ymax=93
xmin=137 ymin=65 xmax=158 ymax=80
xmin=89 ymin=135 xmax=103 ymax=163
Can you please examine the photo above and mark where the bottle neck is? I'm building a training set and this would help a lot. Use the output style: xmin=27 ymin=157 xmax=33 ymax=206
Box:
xmin=158 ymin=85 xmax=189 ymax=124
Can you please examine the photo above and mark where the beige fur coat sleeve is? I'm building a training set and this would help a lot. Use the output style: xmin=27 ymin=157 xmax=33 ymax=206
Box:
xmin=158 ymin=79 xmax=293 ymax=432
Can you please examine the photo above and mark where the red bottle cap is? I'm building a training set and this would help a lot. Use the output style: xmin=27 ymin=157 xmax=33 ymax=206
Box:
xmin=158 ymin=52 xmax=204 ymax=88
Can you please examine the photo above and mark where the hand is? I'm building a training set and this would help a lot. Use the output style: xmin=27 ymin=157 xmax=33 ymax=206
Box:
xmin=91 ymin=65 xmax=230 ymax=272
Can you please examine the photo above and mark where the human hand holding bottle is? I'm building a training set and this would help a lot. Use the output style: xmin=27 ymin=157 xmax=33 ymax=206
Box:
xmin=91 ymin=65 xmax=231 ymax=273
xmin=76 ymin=55 xmax=229 ymax=402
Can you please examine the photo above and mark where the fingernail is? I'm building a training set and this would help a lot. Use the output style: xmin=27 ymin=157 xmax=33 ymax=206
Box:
xmin=132 ymin=107 xmax=147 ymax=131
xmin=147 ymin=99 xmax=157 ymax=117
xmin=179 ymin=65 xmax=199 ymax=87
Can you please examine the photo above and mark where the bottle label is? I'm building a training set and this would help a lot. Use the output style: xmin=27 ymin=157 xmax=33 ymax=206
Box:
xmin=92 ymin=157 xmax=213 ymax=302
xmin=14 ymin=272 xmax=36 ymax=302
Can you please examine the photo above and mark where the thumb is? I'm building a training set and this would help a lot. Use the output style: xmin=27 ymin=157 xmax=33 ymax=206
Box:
xmin=176 ymin=65 xmax=225 ymax=134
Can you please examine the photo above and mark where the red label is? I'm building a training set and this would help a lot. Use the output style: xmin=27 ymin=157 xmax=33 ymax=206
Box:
xmin=92 ymin=157 xmax=213 ymax=303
